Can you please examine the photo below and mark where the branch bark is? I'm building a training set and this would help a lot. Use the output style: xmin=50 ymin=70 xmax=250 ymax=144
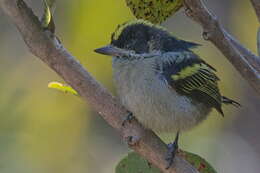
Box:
xmin=183 ymin=0 xmax=260 ymax=95
xmin=0 ymin=0 xmax=199 ymax=173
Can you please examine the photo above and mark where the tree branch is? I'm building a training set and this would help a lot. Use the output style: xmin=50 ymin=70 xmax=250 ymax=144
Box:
xmin=0 ymin=0 xmax=199 ymax=173
xmin=183 ymin=0 xmax=260 ymax=95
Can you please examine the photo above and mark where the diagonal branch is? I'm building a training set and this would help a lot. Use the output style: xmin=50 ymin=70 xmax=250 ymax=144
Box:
xmin=0 ymin=0 xmax=199 ymax=173
xmin=183 ymin=0 xmax=260 ymax=95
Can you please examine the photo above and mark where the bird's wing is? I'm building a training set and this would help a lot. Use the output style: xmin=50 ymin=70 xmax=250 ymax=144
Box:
xmin=160 ymin=52 xmax=224 ymax=115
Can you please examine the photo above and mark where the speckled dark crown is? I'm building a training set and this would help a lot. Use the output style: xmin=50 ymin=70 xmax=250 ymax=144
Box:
xmin=111 ymin=20 xmax=200 ymax=54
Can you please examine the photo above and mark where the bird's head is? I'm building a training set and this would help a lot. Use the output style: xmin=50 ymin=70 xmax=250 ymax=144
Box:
xmin=95 ymin=20 xmax=200 ymax=59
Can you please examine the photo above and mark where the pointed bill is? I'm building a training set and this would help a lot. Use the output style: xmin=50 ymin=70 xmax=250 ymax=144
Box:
xmin=94 ymin=45 xmax=127 ymax=57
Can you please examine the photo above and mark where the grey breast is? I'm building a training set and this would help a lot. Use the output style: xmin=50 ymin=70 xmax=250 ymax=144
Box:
xmin=112 ymin=55 xmax=211 ymax=133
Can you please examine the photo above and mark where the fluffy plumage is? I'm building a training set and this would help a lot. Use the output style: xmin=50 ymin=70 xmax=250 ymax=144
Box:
xmin=112 ymin=52 xmax=212 ymax=132
xmin=96 ymin=20 xmax=239 ymax=133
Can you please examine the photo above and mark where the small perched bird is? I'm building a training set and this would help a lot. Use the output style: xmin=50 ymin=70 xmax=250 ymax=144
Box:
xmin=95 ymin=20 xmax=239 ymax=168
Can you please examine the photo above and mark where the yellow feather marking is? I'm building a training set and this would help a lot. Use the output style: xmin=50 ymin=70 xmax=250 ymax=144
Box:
xmin=171 ymin=75 xmax=179 ymax=80
xmin=198 ymin=71 xmax=214 ymax=80
xmin=184 ymin=80 xmax=196 ymax=89
xmin=198 ymin=82 xmax=221 ymax=103
xmin=188 ymin=78 xmax=200 ymax=87
xmin=191 ymin=75 xmax=203 ymax=86
xmin=182 ymin=85 xmax=192 ymax=91
xmin=172 ymin=62 xmax=221 ymax=105
xmin=112 ymin=19 xmax=167 ymax=41
xmin=171 ymin=64 xmax=201 ymax=80
xmin=171 ymin=63 xmax=215 ymax=81
xmin=200 ymin=63 xmax=209 ymax=69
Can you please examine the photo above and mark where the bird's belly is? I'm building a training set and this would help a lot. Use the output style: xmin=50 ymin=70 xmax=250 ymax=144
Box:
xmin=118 ymin=78 xmax=211 ymax=133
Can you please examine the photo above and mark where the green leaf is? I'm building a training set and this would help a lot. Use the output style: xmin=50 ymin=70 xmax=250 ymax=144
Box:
xmin=116 ymin=150 xmax=217 ymax=173
xmin=125 ymin=0 xmax=184 ymax=24
xmin=178 ymin=150 xmax=217 ymax=173
xmin=48 ymin=82 xmax=78 ymax=96
xmin=41 ymin=0 xmax=56 ymax=33
xmin=115 ymin=152 xmax=161 ymax=173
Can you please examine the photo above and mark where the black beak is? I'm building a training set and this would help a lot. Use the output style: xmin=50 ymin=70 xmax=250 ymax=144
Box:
xmin=94 ymin=45 xmax=125 ymax=57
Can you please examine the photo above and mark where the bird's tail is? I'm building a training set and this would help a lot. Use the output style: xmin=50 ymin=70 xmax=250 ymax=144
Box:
xmin=222 ymin=96 xmax=241 ymax=107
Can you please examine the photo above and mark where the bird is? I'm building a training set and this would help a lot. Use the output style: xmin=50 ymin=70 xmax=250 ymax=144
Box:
xmin=94 ymin=19 xmax=240 ymax=168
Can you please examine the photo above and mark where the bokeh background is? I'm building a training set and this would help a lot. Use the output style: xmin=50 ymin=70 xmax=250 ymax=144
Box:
xmin=0 ymin=0 xmax=259 ymax=172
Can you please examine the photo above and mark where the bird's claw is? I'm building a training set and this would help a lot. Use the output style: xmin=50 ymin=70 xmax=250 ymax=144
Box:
xmin=165 ymin=142 xmax=178 ymax=169
xmin=122 ymin=112 xmax=134 ymax=126
xmin=165 ymin=132 xmax=179 ymax=169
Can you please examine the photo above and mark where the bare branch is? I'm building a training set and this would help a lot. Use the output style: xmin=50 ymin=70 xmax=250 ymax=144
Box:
xmin=0 ymin=0 xmax=199 ymax=172
xmin=183 ymin=0 xmax=260 ymax=95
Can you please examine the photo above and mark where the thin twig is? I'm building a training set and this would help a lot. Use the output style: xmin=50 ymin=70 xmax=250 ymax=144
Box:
xmin=0 ymin=0 xmax=199 ymax=173
xmin=183 ymin=0 xmax=260 ymax=95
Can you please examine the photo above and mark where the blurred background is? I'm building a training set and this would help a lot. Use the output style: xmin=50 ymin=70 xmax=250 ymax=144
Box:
xmin=0 ymin=0 xmax=259 ymax=172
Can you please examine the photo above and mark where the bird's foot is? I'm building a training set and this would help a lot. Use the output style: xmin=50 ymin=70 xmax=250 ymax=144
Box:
xmin=165 ymin=132 xmax=179 ymax=169
xmin=122 ymin=112 xmax=134 ymax=126
xmin=165 ymin=142 xmax=178 ymax=169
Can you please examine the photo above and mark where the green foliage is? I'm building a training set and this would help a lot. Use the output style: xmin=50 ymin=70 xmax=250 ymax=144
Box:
xmin=125 ymin=0 xmax=183 ymax=24
xmin=116 ymin=152 xmax=161 ymax=173
xmin=116 ymin=150 xmax=217 ymax=173
xmin=178 ymin=150 xmax=217 ymax=173
xmin=41 ymin=0 xmax=55 ymax=33
xmin=48 ymin=82 xmax=78 ymax=96
xmin=41 ymin=0 xmax=51 ymax=28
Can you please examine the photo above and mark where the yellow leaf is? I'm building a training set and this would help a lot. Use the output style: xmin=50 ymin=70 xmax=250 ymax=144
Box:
xmin=48 ymin=82 xmax=78 ymax=96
